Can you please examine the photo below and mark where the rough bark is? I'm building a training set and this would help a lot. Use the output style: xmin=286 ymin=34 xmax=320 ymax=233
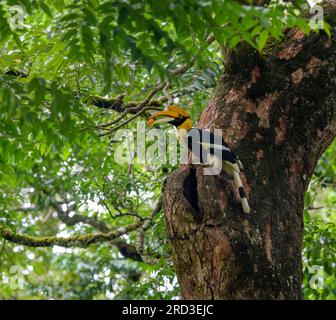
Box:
xmin=164 ymin=4 xmax=336 ymax=299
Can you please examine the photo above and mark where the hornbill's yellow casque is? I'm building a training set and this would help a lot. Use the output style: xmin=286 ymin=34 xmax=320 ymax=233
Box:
xmin=147 ymin=105 xmax=250 ymax=214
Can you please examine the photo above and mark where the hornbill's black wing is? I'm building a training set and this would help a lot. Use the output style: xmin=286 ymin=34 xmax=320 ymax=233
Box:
xmin=187 ymin=128 xmax=239 ymax=166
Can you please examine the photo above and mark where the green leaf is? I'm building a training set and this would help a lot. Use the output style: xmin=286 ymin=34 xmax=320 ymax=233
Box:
xmin=258 ymin=29 xmax=269 ymax=51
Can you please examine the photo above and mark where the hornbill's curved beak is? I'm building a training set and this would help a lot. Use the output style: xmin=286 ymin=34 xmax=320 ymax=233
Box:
xmin=147 ymin=105 xmax=190 ymax=126
xmin=146 ymin=110 xmax=179 ymax=126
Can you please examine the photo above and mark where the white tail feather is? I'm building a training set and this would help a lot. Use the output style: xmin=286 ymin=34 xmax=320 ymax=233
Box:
xmin=241 ymin=198 xmax=250 ymax=214
xmin=232 ymin=171 xmax=250 ymax=214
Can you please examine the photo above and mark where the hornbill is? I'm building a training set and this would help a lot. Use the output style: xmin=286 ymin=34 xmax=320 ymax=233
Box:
xmin=147 ymin=105 xmax=250 ymax=214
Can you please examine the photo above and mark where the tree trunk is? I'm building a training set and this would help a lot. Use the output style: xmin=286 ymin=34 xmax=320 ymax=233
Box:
xmin=164 ymin=4 xmax=336 ymax=299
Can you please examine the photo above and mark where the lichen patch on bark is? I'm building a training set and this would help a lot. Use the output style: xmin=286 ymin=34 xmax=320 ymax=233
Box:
xmin=213 ymin=238 xmax=232 ymax=264
xmin=275 ymin=115 xmax=287 ymax=145
xmin=306 ymin=56 xmax=323 ymax=74
xmin=291 ymin=29 xmax=305 ymax=41
xmin=291 ymin=68 xmax=304 ymax=85
xmin=228 ymin=112 xmax=250 ymax=144
xmin=218 ymin=191 xmax=228 ymax=212
xmin=288 ymin=146 xmax=305 ymax=192
xmin=265 ymin=223 xmax=273 ymax=264
xmin=278 ymin=44 xmax=303 ymax=60
xmin=240 ymin=174 xmax=251 ymax=198
xmin=256 ymin=92 xmax=280 ymax=128
xmin=225 ymin=87 xmax=246 ymax=105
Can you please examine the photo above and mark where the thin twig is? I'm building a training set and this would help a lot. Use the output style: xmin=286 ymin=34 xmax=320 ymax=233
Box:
xmin=97 ymin=82 xmax=167 ymax=130
xmin=98 ymin=106 xmax=161 ymax=137
xmin=163 ymin=82 xmax=173 ymax=105
xmin=135 ymin=189 xmax=164 ymax=263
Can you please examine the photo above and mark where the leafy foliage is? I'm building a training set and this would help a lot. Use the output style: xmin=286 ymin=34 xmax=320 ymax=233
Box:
xmin=0 ymin=0 xmax=334 ymax=299
xmin=303 ymin=140 xmax=336 ymax=300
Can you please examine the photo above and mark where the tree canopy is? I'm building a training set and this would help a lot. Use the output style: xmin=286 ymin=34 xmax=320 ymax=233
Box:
xmin=0 ymin=0 xmax=335 ymax=299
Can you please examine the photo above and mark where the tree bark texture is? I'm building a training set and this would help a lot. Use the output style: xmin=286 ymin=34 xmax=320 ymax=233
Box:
xmin=164 ymin=3 xmax=336 ymax=299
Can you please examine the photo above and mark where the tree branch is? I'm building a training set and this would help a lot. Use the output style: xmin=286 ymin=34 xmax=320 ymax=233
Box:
xmin=0 ymin=221 xmax=143 ymax=248
xmin=55 ymin=204 xmax=143 ymax=261
xmin=5 ymin=200 xmax=158 ymax=262
xmin=56 ymin=205 xmax=111 ymax=233
xmin=88 ymin=94 xmax=163 ymax=112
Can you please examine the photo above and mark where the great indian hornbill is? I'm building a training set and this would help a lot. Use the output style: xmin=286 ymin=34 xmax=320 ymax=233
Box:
xmin=147 ymin=105 xmax=250 ymax=214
